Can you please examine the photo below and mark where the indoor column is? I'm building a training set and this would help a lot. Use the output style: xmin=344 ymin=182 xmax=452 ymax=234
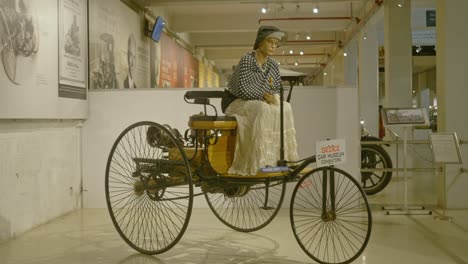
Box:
xmin=384 ymin=0 xmax=412 ymax=108
xmin=358 ymin=18 xmax=380 ymax=136
xmin=436 ymin=0 xmax=468 ymax=208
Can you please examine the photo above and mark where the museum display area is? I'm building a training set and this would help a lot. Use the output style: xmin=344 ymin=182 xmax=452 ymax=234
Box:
xmin=1 ymin=0 xmax=467 ymax=263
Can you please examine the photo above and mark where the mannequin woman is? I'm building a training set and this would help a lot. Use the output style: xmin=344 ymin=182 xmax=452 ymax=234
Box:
xmin=221 ymin=26 xmax=299 ymax=176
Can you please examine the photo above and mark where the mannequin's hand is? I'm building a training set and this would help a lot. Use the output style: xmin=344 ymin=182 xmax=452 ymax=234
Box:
xmin=263 ymin=92 xmax=278 ymax=105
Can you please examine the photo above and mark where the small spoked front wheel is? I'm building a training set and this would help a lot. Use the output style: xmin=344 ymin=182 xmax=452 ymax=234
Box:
xmin=105 ymin=121 xmax=193 ymax=254
xmin=205 ymin=179 xmax=286 ymax=232
xmin=290 ymin=167 xmax=372 ymax=264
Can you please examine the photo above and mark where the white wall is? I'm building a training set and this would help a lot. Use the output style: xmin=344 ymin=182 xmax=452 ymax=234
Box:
xmin=0 ymin=120 xmax=82 ymax=242
xmin=0 ymin=0 xmax=88 ymax=119
xmin=82 ymin=87 xmax=360 ymax=208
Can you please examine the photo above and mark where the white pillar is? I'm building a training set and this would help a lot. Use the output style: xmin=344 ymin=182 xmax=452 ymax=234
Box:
xmin=384 ymin=0 xmax=413 ymax=108
xmin=358 ymin=23 xmax=380 ymax=136
xmin=436 ymin=0 xmax=468 ymax=209
xmin=344 ymin=39 xmax=358 ymax=87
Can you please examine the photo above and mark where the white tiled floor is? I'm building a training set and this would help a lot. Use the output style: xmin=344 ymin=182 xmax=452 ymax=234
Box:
xmin=1 ymin=207 xmax=467 ymax=264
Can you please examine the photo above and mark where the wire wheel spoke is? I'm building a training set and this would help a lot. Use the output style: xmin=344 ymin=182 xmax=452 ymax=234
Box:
xmin=291 ymin=167 xmax=372 ymax=264
xmin=360 ymin=144 xmax=393 ymax=195
xmin=105 ymin=121 xmax=193 ymax=254
xmin=205 ymin=180 xmax=286 ymax=232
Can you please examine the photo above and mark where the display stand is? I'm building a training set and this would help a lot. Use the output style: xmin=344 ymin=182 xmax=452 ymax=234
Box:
xmin=381 ymin=108 xmax=432 ymax=215
xmin=429 ymin=132 xmax=463 ymax=221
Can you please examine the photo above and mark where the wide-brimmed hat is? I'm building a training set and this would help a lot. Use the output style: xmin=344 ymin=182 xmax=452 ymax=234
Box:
xmin=253 ymin=26 xmax=287 ymax=50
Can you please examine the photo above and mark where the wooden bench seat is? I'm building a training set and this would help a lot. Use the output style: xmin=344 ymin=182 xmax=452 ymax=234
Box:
xmin=188 ymin=115 xmax=237 ymax=130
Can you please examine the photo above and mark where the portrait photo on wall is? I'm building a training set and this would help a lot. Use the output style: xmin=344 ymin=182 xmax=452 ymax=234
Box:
xmin=123 ymin=33 xmax=137 ymax=88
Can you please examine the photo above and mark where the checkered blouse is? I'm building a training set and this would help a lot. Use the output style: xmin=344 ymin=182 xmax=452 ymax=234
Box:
xmin=226 ymin=51 xmax=281 ymax=100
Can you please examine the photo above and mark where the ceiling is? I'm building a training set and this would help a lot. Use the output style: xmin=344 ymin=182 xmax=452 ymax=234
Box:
xmin=132 ymin=0 xmax=436 ymax=80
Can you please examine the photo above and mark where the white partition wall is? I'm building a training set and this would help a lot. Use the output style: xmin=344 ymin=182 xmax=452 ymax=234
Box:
xmin=0 ymin=121 xmax=82 ymax=242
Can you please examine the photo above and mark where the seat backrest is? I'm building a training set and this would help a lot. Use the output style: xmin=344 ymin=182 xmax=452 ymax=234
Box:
xmin=184 ymin=91 xmax=225 ymax=100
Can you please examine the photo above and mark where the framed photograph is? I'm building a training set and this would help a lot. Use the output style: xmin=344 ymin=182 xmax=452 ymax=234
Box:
xmin=430 ymin=133 xmax=463 ymax=164
xmin=58 ymin=0 xmax=88 ymax=99
xmin=381 ymin=108 xmax=429 ymax=126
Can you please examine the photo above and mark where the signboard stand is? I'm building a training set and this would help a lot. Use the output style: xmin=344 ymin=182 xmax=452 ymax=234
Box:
xmin=430 ymin=132 xmax=463 ymax=221
xmin=381 ymin=108 xmax=432 ymax=215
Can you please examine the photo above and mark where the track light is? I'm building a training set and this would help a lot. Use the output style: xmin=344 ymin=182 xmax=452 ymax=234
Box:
xmin=306 ymin=35 xmax=311 ymax=40
xmin=261 ymin=6 xmax=268 ymax=14
xmin=299 ymin=50 xmax=304 ymax=55
xmin=294 ymin=61 xmax=298 ymax=66
xmin=313 ymin=4 xmax=319 ymax=14
xmin=289 ymin=49 xmax=294 ymax=54
xmin=343 ymin=52 xmax=348 ymax=57
xmin=416 ymin=46 xmax=422 ymax=53
xmin=397 ymin=0 xmax=406 ymax=7
xmin=363 ymin=32 xmax=367 ymax=40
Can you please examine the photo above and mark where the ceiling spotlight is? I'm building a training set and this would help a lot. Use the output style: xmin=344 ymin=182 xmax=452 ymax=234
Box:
xmin=299 ymin=50 xmax=304 ymax=55
xmin=324 ymin=72 xmax=327 ymax=76
xmin=313 ymin=4 xmax=319 ymax=14
xmin=416 ymin=46 xmax=422 ymax=53
xmin=261 ymin=6 xmax=268 ymax=14
xmin=343 ymin=52 xmax=348 ymax=56
xmin=363 ymin=32 xmax=367 ymax=40
xmin=306 ymin=35 xmax=311 ymax=40
xmin=294 ymin=61 xmax=299 ymax=66
xmin=289 ymin=49 xmax=294 ymax=54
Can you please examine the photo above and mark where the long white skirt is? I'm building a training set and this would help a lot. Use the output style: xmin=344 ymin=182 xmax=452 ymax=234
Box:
xmin=225 ymin=97 xmax=299 ymax=176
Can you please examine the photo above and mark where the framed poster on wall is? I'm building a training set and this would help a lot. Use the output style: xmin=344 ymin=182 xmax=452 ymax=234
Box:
xmin=58 ymin=0 xmax=88 ymax=99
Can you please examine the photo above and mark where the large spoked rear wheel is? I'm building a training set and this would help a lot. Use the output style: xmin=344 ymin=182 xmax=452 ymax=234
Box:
xmin=205 ymin=180 xmax=286 ymax=232
xmin=290 ymin=167 xmax=372 ymax=264
xmin=361 ymin=144 xmax=393 ymax=195
xmin=105 ymin=121 xmax=193 ymax=254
